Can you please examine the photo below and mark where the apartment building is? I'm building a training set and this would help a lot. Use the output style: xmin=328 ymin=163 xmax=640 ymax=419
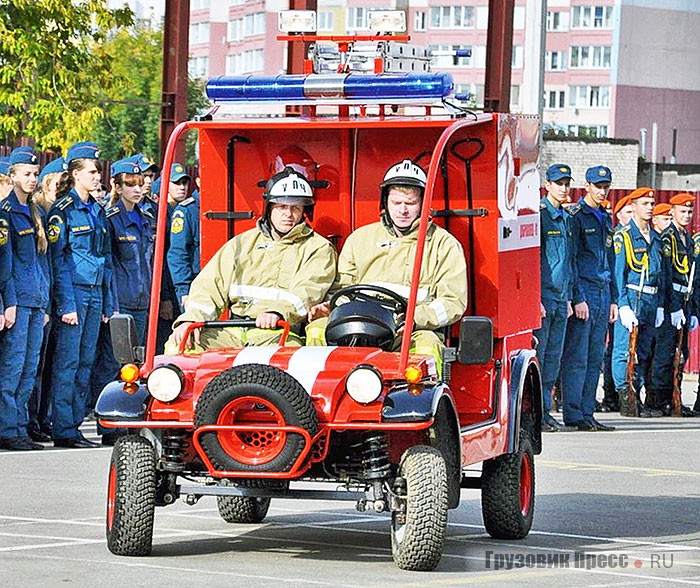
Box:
xmin=188 ymin=0 xmax=700 ymax=163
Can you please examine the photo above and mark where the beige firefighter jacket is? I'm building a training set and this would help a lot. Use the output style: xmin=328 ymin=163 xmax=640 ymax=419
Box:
xmin=336 ymin=219 xmax=467 ymax=330
xmin=175 ymin=220 xmax=336 ymax=329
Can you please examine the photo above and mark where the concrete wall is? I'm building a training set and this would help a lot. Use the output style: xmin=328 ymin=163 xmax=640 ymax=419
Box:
xmin=541 ymin=137 xmax=639 ymax=189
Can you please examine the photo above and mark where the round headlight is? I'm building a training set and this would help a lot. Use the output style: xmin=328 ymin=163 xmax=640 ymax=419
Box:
xmin=147 ymin=365 xmax=184 ymax=403
xmin=346 ymin=366 xmax=383 ymax=404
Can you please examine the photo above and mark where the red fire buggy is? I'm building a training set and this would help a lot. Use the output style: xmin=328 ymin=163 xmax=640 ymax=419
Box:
xmin=98 ymin=20 xmax=543 ymax=572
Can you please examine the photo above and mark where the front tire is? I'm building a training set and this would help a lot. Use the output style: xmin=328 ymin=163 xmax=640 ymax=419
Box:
xmin=390 ymin=445 xmax=448 ymax=571
xmin=481 ymin=433 xmax=535 ymax=539
xmin=106 ymin=436 xmax=156 ymax=556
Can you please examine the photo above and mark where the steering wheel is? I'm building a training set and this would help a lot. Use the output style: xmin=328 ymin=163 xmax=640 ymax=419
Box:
xmin=329 ymin=284 xmax=407 ymax=316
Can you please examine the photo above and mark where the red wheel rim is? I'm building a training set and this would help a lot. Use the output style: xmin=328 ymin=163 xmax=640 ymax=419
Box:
xmin=107 ymin=463 xmax=116 ymax=531
xmin=519 ymin=453 xmax=533 ymax=517
xmin=216 ymin=395 xmax=287 ymax=465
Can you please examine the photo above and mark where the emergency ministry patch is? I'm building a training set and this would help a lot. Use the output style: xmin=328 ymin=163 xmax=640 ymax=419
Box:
xmin=613 ymin=234 xmax=622 ymax=255
xmin=663 ymin=241 xmax=672 ymax=257
xmin=48 ymin=214 xmax=63 ymax=244
xmin=0 ymin=218 xmax=8 ymax=246
xmin=171 ymin=211 xmax=185 ymax=234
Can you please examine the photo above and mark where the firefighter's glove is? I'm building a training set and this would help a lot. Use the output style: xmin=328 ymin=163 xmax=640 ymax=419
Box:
xmin=655 ymin=307 xmax=665 ymax=328
xmin=671 ymin=309 xmax=686 ymax=330
xmin=618 ymin=305 xmax=638 ymax=332
xmin=690 ymin=315 xmax=699 ymax=331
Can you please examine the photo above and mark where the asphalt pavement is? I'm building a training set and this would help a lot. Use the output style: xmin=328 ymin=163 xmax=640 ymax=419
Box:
xmin=1 ymin=383 xmax=699 ymax=588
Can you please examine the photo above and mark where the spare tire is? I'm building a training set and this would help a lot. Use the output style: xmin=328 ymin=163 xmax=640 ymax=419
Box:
xmin=194 ymin=364 xmax=318 ymax=472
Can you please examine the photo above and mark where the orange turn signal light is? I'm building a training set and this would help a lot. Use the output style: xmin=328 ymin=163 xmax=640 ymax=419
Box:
xmin=120 ymin=363 xmax=140 ymax=384
xmin=404 ymin=365 xmax=422 ymax=384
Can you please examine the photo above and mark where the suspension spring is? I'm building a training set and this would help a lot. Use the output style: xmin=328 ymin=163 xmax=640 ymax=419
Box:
xmin=162 ymin=429 xmax=188 ymax=472
xmin=361 ymin=432 xmax=391 ymax=480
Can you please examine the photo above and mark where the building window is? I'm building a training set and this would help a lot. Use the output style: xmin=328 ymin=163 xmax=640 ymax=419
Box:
xmin=414 ymin=11 xmax=426 ymax=31
xmin=225 ymin=53 xmax=242 ymax=75
xmin=511 ymin=45 xmax=523 ymax=69
xmin=317 ymin=11 xmax=334 ymax=32
xmin=429 ymin=45 xmax=471 ymax=68
xmin=510 ymin=85 xmax=520 ymax=107
xmin=242 ymin=48 xmax=264 ymax=73
xmin=244 ymin=12 xmax=265 ymax=38
xmin=191 ymin=0 xmax=210 ymax=10
xmin=571 ymin=45 xmax=611 ymax=69
xmin=545 ymin=90 xmax=566 ymax=109
xmin=567 ymin=124 xmax=608 ymax=138
xmin=227 ymin=19 xmax=242 ymax=42
xmin=347 ymin=7 xmax=368 ymax=30
xmin=473 ymin=45 xmax=486 ymax=68
xmin=545 ymin=51 xmax=566 ymax=71
xmin=189 ymin=22 xmax=210 ymax=45
xmin=429 ymin=6 xmax=475 ymax=29
xmin=572 ymin=5 xmax=613 ymax=29
xmin=546 ymin=11 xmax=569 ymax=31
xmin=569 ymin=85 xmax=610 ymax=108
xmin=513 ymin=6 xmax=526 ymax=29
xmin=188 ymin=55 xmax=209 ymax=78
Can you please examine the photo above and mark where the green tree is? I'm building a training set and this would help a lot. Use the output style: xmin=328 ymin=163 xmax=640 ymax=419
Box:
xmin=0 ymin=0 xmax=133 ymax=152
xmin=94 ymin=22 xmax=211 ymax=166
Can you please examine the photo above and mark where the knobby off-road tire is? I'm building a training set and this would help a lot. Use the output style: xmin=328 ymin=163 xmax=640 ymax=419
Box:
xmin=106 ymin=436 xmax=156 ymax=556
xmin=391 ymin=445 xmax=449 ymax=571
xmin=217 ymin=479 xmax=272 ymax=523
xmin=195 ymin=364 xmax=318 ymax=472
xmin=481 ymin=433 xmax=535 ymax=539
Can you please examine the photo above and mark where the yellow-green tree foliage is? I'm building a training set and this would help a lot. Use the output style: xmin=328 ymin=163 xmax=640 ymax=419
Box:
xmin=0 ymin=0 xmax=133 ymax=151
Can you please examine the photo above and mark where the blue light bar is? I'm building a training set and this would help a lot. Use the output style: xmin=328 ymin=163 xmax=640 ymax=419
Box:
xmin=205 ymin=73 xmax=454 ymax=103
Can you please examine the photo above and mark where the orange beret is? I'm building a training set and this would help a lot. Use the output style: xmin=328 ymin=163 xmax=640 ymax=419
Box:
xmin=628 ymin=187 xmax=655 ymax=201
xmin=652 ymin=203 xmax=672 ymax=216
xmin=614 ymin=195 xmax=631 ymax=214
xmin=669 ymin=193 xmax=695 ymax=207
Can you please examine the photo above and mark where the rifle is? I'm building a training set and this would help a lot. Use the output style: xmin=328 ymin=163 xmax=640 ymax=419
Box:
xmin=626 ymin=266 xmax=647 ymax=418
xmin=671 ymin=260 xmax=695 ymax=417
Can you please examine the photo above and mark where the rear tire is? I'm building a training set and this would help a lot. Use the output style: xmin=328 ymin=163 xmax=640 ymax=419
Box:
xmin=195 ymin=365 xmax=318 ymax=472
xmin=106 ymin=436 xmax=156 ymax=556
xmin=217 ymin=480 xmax=271 ymax=523
xmin=481 ymin=433 xmax=535 ymax=539
xmin=390 ymin=445 xmax=448 ymax=571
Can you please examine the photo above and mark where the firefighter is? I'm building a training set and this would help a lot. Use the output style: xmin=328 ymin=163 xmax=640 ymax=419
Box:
xmin=169 ymin=167 xmax=336 ymax=351
xmin=47 ymin=141 xmax=115 ymax=448
xmin=0 ymin=148 xmax=51 ymax=451
xmin=536 ymin=164 xmax=574 ymax=432
xmin=306 ymin=159 xmax=467 ymax=376
xmin=612 ymin=187 xmax=665 ymax=417
xmin=560 ymin=166 xmax=618 ymax=431
xmin=125 ymin=153 xmax=159 ymax=217
xmin=650 ymin=194 xmax=698 ymax=416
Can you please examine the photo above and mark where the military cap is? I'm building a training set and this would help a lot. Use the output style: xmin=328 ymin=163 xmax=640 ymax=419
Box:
xmin=652 ymin=203 xmax=672 ymax=216
xmin=613 ymin=195 xmax=632 ymax=215
xmin=9 ymin=147 xmax=38 ymax=165
xmin=0 ymin=157 xmax=9 ymax=176
xmin=110 ymin=158 xmax=142 ymax=178
xmin=546 ymin=163 xmax=573 ymax=182
xmin=169 ymin=163 xmax=191 ymax=183
xmin=585 ymin=165 xmax=612 ymax=184
xmin=38 ymin=157 xmax=65 ymax=183
xmin=669 ymin=193 xmax=695 ymax=207
xmin=628 ymin=187 xmax=654 ymax=201
xmin=126 ymin=153 xmax=159 ymax=173
xmin=66 ymin=141 xmax=100 ymax=164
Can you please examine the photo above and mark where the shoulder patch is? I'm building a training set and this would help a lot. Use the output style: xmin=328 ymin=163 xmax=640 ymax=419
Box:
xmin=56 ymin=196 xmax=73 ymax=211
xmin=0 ymin=200 xmax=11 ymax=212
xmin=613 ymin=232 xmax=623 ymax=255
xmin=0 ymin=217 xmax=8 ymax=246
xmin=179 ymin=196 xmax=195 ymax=207
xmin=170 ymin=210 xmax=185 ymax=234
xmin=48 ymin=214 xmax=63 ymax=244
xmin=540 ymin=201 xmax=546 ymax=211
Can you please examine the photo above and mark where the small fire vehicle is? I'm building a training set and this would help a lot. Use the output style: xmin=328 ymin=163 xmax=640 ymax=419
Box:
xmin=98 ymin=11 xmax=543 ymax=571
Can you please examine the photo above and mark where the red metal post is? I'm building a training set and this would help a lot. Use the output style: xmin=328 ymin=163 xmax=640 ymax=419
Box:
xmin=484 ymin=0 xmax=515 ymax=113
xmin=160 ymin=0 xmax=190 ymax=165
xmin=285 ymin=0 xmax=317 ymax=116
